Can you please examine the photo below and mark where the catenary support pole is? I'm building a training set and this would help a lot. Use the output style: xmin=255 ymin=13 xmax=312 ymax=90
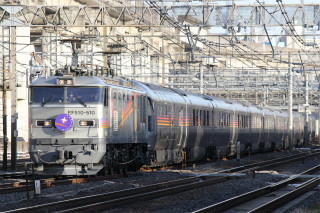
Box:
xmin=10 ymin=26 xmax=17 ymax=171
xmin=288 ymin=53 xmax=293 ymax=151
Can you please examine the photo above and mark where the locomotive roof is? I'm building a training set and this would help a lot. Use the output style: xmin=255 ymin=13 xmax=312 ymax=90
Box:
xmin=30 ymin=76 xmax=144 ymax=92
xmin=30 ymin=76 xmax=106 ymax=87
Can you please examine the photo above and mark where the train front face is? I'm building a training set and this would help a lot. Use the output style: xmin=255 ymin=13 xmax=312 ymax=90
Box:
xmin=29 ymin=76 xmax=107 ymax=175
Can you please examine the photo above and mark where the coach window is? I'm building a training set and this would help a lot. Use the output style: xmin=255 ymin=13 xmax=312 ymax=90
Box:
xmin=226 ymin=113 xmax=229 ymax=127
xmin=194 ymin=110 xmax=197 ymax=126
xmin=211 ymin=110 xmax=214 ymax=126
xmin=246 ymin=116 xmax=248 ymax=128
xmin=203 ymin=111 xmax=206 ymax=126
xmin=192 ymin=109 xmax=195 ymax=126
xmin=140 ymin=96 xmax=146 ymax=123
xmin=243 ymin=115 xmax=245 ymax=128
xmin=245 ymin=116 xmax=248 ymax=128
xmin=242 ymin=115 xmax=245 ymax=128
xmin=206 ymin=111 xmax=209 ymax=126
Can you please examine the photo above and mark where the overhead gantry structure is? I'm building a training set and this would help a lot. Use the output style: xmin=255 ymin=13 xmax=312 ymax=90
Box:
xmin=0 ymin=0 xmax=320 ymax=109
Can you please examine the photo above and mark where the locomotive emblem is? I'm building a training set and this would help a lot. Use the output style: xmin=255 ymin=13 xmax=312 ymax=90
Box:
xmin=55 ymin=114 xmax=73 ymax=131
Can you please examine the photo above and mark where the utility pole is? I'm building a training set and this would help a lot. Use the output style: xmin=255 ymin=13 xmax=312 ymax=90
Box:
xmin=318 ymin=87 xmax=320 ymax=145
xmin=304 ymin=68 xmax=309 ymax=145
xmin=1 ymin=4 xmax=23 ymax=171
xmin=288 ymin=54 xmax=293 ymax=151
xmin=10 ymin=26 xmax=17 ymax=171
xmin=162 ymin=35 xmax=165 ymax=87
xmin=200 ymin=63 xmax=203 ymax=94
xmin=2 ymin=55 xmax=8 ymax=171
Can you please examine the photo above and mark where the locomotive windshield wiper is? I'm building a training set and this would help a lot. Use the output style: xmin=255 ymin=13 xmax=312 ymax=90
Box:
xmin=75 ymin=96 xmax=87 ymax=107
xmin=41 ymin=94 xmax=54 ymax=107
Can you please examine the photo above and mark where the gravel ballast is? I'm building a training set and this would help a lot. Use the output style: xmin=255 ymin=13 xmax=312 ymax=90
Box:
xmin=0 ymin=150 xmax=320 ymax=212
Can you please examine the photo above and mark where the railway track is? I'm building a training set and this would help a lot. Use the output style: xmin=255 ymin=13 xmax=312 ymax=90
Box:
xmin=4 ymin=150 xmax=320 ymax=213
xmin=216 ymin=150 xmax=320 ymax=174
xmin=193 ymin=165 xmax=320 ymax=213
xmin=0 ymin=175 xmax=123 ymax=195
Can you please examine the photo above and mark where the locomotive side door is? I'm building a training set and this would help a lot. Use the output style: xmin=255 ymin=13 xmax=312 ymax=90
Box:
xmin=103 ymin=87 xmax=111 ymax=141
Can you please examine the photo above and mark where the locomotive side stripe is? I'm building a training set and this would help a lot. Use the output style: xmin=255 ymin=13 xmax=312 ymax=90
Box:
xmin=122 ymin=93 xmax=137 ymax=121
xmin=119 ymin=104 xmax=135 ymax=127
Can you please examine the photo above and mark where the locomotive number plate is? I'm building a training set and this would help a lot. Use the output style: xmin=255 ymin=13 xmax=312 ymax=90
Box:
xmin=68 ymin=110 xmax=95 ymax=115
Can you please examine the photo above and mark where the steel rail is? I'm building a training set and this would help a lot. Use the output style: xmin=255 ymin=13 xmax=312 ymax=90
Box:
xmin=250 ymin=177 xmax=320 ymax=213
xmin=193 ymin=164 xmax=320 ymax=213
xmin=0 ymin=175 xmax=123 ymax=195
xmin=3 ymin=176 xmax=206 ymax=213
xmin=217 ymin=150 xmax=320 ymax=174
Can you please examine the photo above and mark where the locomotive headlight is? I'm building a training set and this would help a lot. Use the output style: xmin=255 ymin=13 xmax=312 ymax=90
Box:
xmin=58 ymin=79 xmax=65 ymax=85
xmin=36 ymin=120 xmax=52 ymax=127
xmin=79 ymin=120 xmax=94 ymax=127
xmin=44 ymin=120 xmax=52 ymax=127
xmin=57 ymin=78 xmax=73 ymax=85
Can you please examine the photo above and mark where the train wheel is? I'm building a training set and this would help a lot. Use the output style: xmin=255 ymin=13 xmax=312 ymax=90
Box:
xmin=109 ymin=166 xmax=114 ymax=175
xmin=270 ymin=142 xmax=276 ymax=151
xmin=123 ymin=166 xmax=128 ymax=176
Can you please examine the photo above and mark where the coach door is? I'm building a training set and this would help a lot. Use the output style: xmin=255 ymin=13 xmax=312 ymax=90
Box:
xmin=230 ymin=110 xmax=237 ymax=145
xmin=147 ymin=97 xmax=154 ymax=133
xmin=169 ymin=104 xmax=175 ymax=143
xmin=178 ymin=105 xmax=187 ymax=149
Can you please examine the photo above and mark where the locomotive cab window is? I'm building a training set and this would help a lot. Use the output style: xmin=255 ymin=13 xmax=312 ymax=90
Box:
xmin=67 ymin=87 xmax=103 ymax=104
xmin=31 ymin=87 xmax=64 ymax=104
xmin=31 ymin=86 xmax=104 ymax=105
